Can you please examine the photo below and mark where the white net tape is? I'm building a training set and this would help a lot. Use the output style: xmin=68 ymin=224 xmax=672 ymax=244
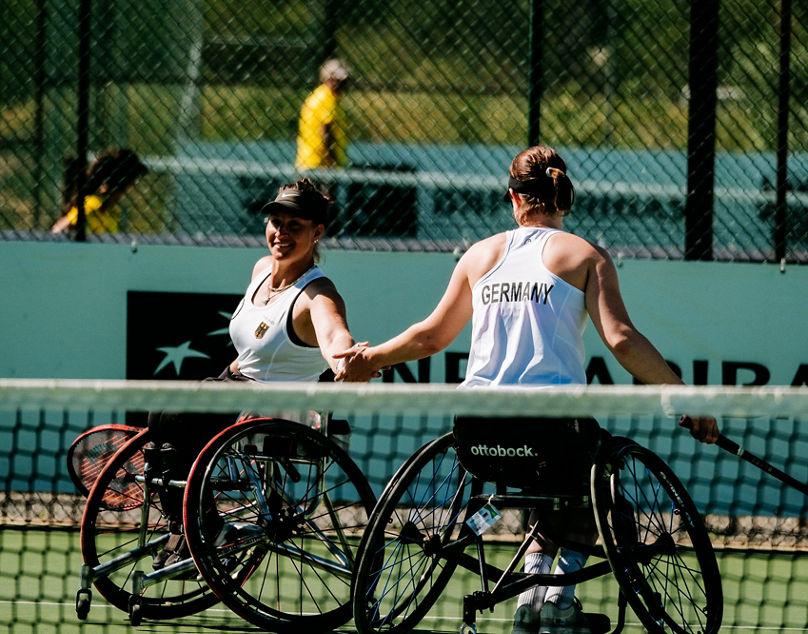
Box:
xmin=0 ymin=379 xmax=804 ymax=418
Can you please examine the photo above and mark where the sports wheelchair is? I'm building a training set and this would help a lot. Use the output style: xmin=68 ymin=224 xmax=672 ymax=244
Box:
xmin=350 ymin=417 xmax=723 ymax=634
xmin=72 ymin=415 xmax=375 ymax=631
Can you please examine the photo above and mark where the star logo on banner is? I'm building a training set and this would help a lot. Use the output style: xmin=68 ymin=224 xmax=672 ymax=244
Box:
xmin=206 ymin=311 xmax=234 ymax=338
xmin=154 ymin=340 xmax=211 ymax=376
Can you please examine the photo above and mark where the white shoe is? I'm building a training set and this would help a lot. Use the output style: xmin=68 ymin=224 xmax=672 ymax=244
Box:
xmin=511 ymin=605 xmax=541 ymax=634
xmin=539 ymin=600 xmax=592 ymax=634
xmin=214 ymin=521 xmax=264 ymax=547
xmin=212 ymin=522 xmax=265 ymax=573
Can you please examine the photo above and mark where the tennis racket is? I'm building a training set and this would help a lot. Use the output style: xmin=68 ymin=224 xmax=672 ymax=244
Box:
xmin=680 ymin=415 xmax=808 ymax=496
xmin=67 ymin=424 xmax=141 ymax=499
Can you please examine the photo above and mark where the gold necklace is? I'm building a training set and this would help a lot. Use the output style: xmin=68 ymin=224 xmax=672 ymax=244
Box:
xmin=262 ymin=266 xmax=312 ymax=304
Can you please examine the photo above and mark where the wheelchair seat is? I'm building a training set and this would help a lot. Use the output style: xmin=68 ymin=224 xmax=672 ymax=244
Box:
xmin=452 ymin=415 xmax=602 ymax=495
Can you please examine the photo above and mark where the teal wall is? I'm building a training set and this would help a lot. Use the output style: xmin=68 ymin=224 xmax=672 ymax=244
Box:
xmin=1 ymin=241 xmax=805 ymax=385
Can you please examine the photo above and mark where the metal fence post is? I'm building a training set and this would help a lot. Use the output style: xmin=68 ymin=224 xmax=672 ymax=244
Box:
xmin=75 ymin=0 xmax=92 ymax=242
xmin=685 ymin=0 xmax=718 ymax=261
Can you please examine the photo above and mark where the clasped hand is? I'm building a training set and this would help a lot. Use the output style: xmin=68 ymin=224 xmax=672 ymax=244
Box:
xmin=333 ymin=342 xmax=382 ymax=382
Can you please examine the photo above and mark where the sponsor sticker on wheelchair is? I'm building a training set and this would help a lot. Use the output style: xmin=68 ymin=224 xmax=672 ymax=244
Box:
xmin=466 ymin=501 xmax=502 ymax=535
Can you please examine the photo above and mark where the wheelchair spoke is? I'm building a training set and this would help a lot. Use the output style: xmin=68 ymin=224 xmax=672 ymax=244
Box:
xmin=353 ymin=433 xmax=476 ymax=634
xmin=594 ymin=440 xmax=722 ymax=634
xmin=184 ymin=418 xmax=374 ymax=631
xmin=80 ymin=429 xmax=217 ymax=621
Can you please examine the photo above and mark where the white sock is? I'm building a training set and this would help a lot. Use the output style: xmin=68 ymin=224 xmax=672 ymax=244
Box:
xmin=544 ymin=549 xmax=587 ymax=610
xmin=516 ymin=552 xmax=554 ymax=612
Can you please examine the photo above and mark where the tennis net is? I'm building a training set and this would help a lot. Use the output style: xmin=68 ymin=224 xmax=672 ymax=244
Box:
xmin=0 ymin=379 xmax=806 ymax=633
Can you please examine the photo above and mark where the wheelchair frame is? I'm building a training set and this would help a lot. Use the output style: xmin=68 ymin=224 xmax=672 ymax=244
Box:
xmin=350 ymin=428 xmax=723 ymax=634
xmin=74 ymin=415 xmax=375 ymax=632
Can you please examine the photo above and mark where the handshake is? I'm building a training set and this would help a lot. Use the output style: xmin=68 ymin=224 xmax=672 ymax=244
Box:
xmin=332 ymin=341 xmax=383 ymax=382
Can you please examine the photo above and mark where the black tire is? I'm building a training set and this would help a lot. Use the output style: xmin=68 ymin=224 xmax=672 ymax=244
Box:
xmin=183 ymin=418 xmax=375 ymax=632
xmin=592 ymin=439 xmax=723 ymax=634
xmin=351 ymin=432 xmax=480 ymax=634
xmin=79 ymin=429 xmax=218 ymax=619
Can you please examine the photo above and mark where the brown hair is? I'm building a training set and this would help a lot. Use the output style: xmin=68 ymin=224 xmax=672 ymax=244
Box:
xmin=508 ymin=146 xmax=575 ymax=216
xmin=61 ymin=148 xmax=148 ymax=213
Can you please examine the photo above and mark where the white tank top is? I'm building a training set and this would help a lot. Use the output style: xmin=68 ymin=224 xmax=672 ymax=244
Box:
xmin=460 ymin=227 xmax=587 ymax=388
xmin=229 ymin=265 xmax=328 ymax=382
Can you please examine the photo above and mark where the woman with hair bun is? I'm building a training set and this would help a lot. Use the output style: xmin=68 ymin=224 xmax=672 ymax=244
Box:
xmin=336 ymin=145 xmax=718 ymax=633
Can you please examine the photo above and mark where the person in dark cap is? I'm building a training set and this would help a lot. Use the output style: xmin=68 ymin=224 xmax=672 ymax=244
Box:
xmin=226 ymin=177 xmax=361 ymax=385
xmin=146 ymin=177 xmax=368 ymax=570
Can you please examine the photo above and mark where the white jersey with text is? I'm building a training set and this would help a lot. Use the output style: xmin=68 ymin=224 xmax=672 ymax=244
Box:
xmin=460 ymin=226 xmax=587 ymax=388
xmin=229 ymin=265 xmax=327 ymax=382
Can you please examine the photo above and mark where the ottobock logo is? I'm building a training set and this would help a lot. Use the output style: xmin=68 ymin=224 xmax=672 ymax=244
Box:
xmin=470 ymin=444 xmax=537 ymax=458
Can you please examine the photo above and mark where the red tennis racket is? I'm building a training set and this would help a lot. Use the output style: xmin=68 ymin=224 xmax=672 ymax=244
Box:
xmin=67 ymin=424 xmax=141 ymax=500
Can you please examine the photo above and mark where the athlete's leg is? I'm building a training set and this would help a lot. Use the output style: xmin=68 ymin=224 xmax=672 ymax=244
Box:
xmin=512 ymin=509 xmax=559 ymax=634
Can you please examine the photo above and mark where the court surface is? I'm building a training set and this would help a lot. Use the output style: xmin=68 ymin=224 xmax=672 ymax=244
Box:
xmin=2 ymin=528 xmax=807 ymax=633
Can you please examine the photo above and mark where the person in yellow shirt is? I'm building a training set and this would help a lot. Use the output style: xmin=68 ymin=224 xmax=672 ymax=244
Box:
xmin=51 ymin=148 xmax=148 ymax=234
xmin=295 ymin=59 xmax=350 ymax=170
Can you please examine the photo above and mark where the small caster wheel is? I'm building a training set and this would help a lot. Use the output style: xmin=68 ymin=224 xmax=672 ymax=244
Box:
xmin=128 ymin=596 xmax=143 ymax=626
xmin=75 ymin=588 xmax=92 ymax=620
xmin=459 ymin=624 xmax=477 ymax=634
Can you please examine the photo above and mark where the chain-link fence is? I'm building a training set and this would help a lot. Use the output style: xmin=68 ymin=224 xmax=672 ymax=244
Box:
xmin=1 ymin=0 xmax=806 ymax=261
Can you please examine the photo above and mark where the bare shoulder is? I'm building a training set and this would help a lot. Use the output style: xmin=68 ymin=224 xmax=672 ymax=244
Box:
xmin=458 ymin=232 xmax=508 ymax=282
xmin=303 ymin=275 xmax=343 ymax=305
xmin=306 ymin=274 xmax=338 ymax=293
xmin=291 ymin=276 xmax=344 ymax=326
xmin=544 ymin=231 xmax=611 ymax=290
xmin=549 ymin=231 xmax=610 ymax=263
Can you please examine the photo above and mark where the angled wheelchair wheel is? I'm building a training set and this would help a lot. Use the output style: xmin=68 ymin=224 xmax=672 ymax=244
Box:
xmin=352 ymin=432 xmax=481 ymax=634
xmin=183 ymin=418 xmax=375 ymax=633
xmin=79 ymin=429 xmax=218 ymax=620
xmin=592 ymin=439 xmax=722 ymax=634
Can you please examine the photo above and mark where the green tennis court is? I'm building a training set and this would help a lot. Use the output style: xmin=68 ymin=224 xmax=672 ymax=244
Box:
xmin=3 ymin=527 xmax=808 ymax=633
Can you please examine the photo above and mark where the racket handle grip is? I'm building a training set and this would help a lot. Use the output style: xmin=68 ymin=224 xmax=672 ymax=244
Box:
xmin=678 ymin=415 xmax=740 ymax=454
xmin=679 ymin=417 xmax=808 ymax=497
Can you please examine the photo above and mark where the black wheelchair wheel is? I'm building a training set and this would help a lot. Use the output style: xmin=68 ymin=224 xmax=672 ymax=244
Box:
xmin=592 ymin=439 xmax=722 ymax=634
xmin=351 ymin=432 xmax=481 ymax=634
xmin=79 ymin=429 xmax=218 ymax=620
xmin=183 ymin=418 xmax=375 ymax=633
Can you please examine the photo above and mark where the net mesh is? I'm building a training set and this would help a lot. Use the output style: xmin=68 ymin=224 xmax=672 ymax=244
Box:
xmin=3 ymin=0 xmax=807 ymax=262
xmin=1 ymin=379 xmax=807 ymax=633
